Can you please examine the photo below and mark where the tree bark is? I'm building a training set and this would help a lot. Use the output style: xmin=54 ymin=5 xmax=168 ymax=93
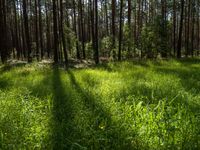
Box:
xmin=177 ymin=0 xmax=185 ymax=58
xmin=53 ymin=0 xmax=58 ymax=63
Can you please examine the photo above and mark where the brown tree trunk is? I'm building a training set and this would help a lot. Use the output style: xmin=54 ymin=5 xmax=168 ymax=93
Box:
xmin=94 ymin=0 xmax=99 ymax=64
xmin=177 ymin=0 xmax=185 ymax=58
xmin=60 ymin=0 xmax=68 ymax=65
xmin=112 ymin=0 xmax=116 ymax=49
xmin=73 ymin=0 xmax=80 ymax=59
xmin=35 ymin=0 xmax=39 ymax=60
xmin=23 ymin=0 xmax=32 ymax=62
xmin=118 ymin=0 xmax=123 ymax=61
xmin=173 ymin=0 xmax=176 ymax=56
xmin=53 ymin=0 xmax=58 ymax=63
xmin=39 ymin=0 xmax=44 ymax=59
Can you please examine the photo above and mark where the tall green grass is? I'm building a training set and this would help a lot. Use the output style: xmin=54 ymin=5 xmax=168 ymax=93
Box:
xmin=0 ymin=59 xmax=200 ymax=149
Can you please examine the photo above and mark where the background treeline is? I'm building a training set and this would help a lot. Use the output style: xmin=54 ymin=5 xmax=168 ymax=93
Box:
xmin=0 ymin=0 xmax=199 ymax=64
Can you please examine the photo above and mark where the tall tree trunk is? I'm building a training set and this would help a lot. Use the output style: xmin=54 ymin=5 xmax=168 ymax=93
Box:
xmin=118 ymin=0 xmax=123 ymax=61
xmin=35 ymin=0 xmax=39 ymax=60
xmin=23 ymin=0 xmax=32 ymax=62
xmin=197 ymin=0 xmax=200 ymax=56
xmin=89 ymin=0 xmax=95 ymax=59
xmin=128 ymin=0 xmax=131 ymax=54
xmin=173 ymin=0 xmax=176 ymax=56
xmin=94 ymin=0 xmax=99 ymax=64
xmin=60 ymin=0 xmax=68 ymax=65
xmin=14 ymin=0 xmax=20 ymax=59
xmin=53 ymin=0 xmax=58 ymax=63
xmin=104 ymin=0 xmax=109 ymax=35
xmin=79 ymin=0 xmax=86 ymax=59
xmin=161 ymin=0 xmax=167 ymax=57
xmin=73 ymin=0 xmax=80 ymax=59
xmin=177 ymin=0 xmax=185 ymax=58
xmin=191 ymin=0 xmax=195 ymax=57
xmin=45 ymin=0 xmax=50 ymax=58
xmin=39 ymin=0 xmax=44 ymax=59
xmin=186 ymin=0 xmax=191 ymax=57
xmin=112 ymin=0 xmax=116 ymax=50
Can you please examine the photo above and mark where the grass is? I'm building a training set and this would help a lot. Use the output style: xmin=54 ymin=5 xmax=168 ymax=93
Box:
xmin=0 ymin=59 xmax=200 ymax=149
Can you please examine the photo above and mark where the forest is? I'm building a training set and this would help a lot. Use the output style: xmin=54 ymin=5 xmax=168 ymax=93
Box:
xmin=0 ymin=0 xmax=200 ymax=149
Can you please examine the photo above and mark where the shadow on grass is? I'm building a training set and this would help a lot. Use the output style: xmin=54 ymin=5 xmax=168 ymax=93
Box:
xmin=0 ymin=77 xmax=10 ymax=90
xmin=0 ymin=105 xmax=26 ymax=149
xmin=66 ymin=69 xmax=148 ymax=149
xmin=0 ymin=63 xmax=27 ymax=74
xmin=51 ymin=67 xmax=80 ymax=149
xmin=154 ymin=66 xmax=200 ymax=113
xmin=177 ymin=58 xmax=200 ymax=65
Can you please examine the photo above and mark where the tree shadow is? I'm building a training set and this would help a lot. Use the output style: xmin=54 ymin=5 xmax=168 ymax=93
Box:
xmin=155 ymin=67 xmax=200 ymax=93
xmin=66 ymin=69 xmax=148 ymax=149
xmin=154 ymin=66 xmax=200 ymax=113
xmin=0 ymin=63 xmax=27 ymax=74
xmin=0 ymin=77 xmax=10 ymax=90
xmin=51 ymin=66 xmax=81 ymax=149
xmin=0 ymin=63 xmax=27 ymax=90
xmin=0 ymin=104 xmax=26 ymax=149
xmin=177 ymin=58 xmax=200 ymax=65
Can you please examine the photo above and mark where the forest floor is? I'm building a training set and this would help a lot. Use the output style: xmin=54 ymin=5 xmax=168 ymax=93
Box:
xmin=0 ymin=59 xmax=200 ymax=149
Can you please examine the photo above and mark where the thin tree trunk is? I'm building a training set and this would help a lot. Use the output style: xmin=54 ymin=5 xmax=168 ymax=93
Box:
xmin=177 ymin=0 xmax=185 ymax=58
xmin=173 ymin=0 xmax=176 ymax=56
xmin=94 ymin=0 xmax=99 ymax=64
xmin=118 ymin=0 xmax=123 ymax=61
xmin=73 ymin=0 xmax=80 ymax=59
xmin=35 ymin=0 xmax=39 ymax=60
xmin=60 ymin=0 xmax=68 ymax=65
xmin=23 ymin=0 xmax=32 ymax=62
xmin=39 ymin=0 xmax=44 ymax=59
xmin=53 ymin=0 xmax=58 ymax=63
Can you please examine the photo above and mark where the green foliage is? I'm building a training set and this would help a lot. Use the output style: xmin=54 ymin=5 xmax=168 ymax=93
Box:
xmin=85 ymin=41 xmax=93 ymax=59
xmin=64 ymin=25 xmax=77 ymax=57
xmin=141 ymin=16 xmax=171 ymax=58
xmin=0 ymin=59 xmax=200 ymax=149
xmin=122 ymin=24 xmax=135 ymax=58
xmin=101 ymin=36 xmax=112 ymax=58
xmin=141 ymin=24 xmax=158 ymax=58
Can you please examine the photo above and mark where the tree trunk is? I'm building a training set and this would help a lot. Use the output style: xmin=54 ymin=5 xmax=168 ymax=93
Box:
xmin=23 ymin=0 xmax=32 ymax=62
xmin=112 ymin=0 xmax=116 ymax=50
xmin=39 ymin=0 xmax=44 ymax=59
xmin=73 ymin=0 xmax=80 ymax=59
xmin=173 ymin=0 xmax=176 ymax=56
xmin=94 ymin=0 xmax=99 ymax=64
xmin=60 ymin=0 xmax=68 ymax=65
xmin=177 ymin=0 xmax=185 ymax=58
xmin=53 ymin=0 xmax=58 ymax=63
xmin=118 ymin=0 xmax=123 ymax=61
xmin=35 ymin=0 xmax=39 ymax=60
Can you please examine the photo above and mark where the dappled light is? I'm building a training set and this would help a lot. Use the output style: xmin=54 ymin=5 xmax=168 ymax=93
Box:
xmin=0 ymin=59 xmax=200 ymax=149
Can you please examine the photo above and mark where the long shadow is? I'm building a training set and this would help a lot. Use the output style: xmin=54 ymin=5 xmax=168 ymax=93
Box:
xmin=177 ymin=58 xmax=200 ymax=65
xmin=66 ymin=69 xmax=148 ymax=149
xmin=0 ymin=63 xmax=27 ymax=74
xmin=51 ymin=66 xmax=80 ymax=149
xmin=0 ymin=63 xmax=28 ymax=90
xmin=154 ymin=66 xmax=200 ymax=113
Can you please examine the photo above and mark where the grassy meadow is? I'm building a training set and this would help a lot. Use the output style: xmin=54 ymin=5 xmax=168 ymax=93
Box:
xmin=0 ymin=59 xmax=200 ymax=149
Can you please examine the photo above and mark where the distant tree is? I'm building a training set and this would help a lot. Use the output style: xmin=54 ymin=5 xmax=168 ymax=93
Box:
xmin=177 ymin=0 xmax=185 ymax=58
xmin=60 ymin=0 xmax=68 ymax=65
xmin=23 ymin=0 xmax=32 ymax=62
xmin=118 ymin=0 xmax=124 ymax=61
xmin=94 ymin=0 xmax=99 ymax=64
xmin=53 ymin=0 xmax=58 ymax=63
